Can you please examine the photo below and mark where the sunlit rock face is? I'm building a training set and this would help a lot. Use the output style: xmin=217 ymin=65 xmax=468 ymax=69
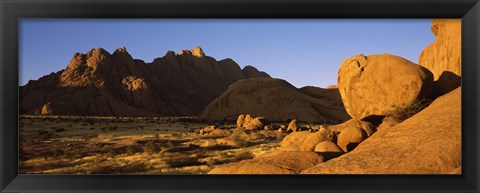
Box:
xmin=418 ymin=19 xmax=461 ymax=98
xmin=337 ymin=54 xmax=433 ymax=119
xmin=301 ymin=87 xmax=461 ymax=174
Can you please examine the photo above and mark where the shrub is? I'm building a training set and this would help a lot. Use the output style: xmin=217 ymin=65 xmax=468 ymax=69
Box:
xmin=163 ymin=155 xmax=202 ymax=167
xmin=389 ymin=99 xmax=432 ymax=122
xmin=234 ymin=150 xmax=255 ymax=160
xmin=54 ymin=128 xmax=66 ymax=132
xmin=126 ymin=146 xmax=139 ymax=155
xmin=83 ymin=133 xmax=98 ymax=141
xmin=143 ymin=141 xmax=160 ymax=154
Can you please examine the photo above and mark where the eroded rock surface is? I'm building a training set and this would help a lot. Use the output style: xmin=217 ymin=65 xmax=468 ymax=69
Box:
xmin=337 ymin=54 xmax=433 ymax=119
xmin=419 ymin=19 xmax=461 ymax=98
xmin=208 ymin=151 xmax=324 ymax=174
xmin=301 ymin=88 xmax=461 ymax=174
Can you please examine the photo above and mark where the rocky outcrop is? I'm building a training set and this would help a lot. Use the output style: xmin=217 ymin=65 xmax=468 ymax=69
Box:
xmin=299 ymin=86 xmax=345 ymax=107
xmin=286 ymin=119 xmax=298 ymax=132
xmin=20 ymin=46 xmax=270 ymax=116
xmin=300 ymin=126 xmax=334 ymax=151
xmin=241 ymin=65 xmax=270 ymax=79
xmin=200 ymin=78 xmax=351 ymax=123
xmin=280 ymin=131 xmax=312 ymax=151
xmin=336 ymin=126 xmax=367 ymax=152
xmin=328 ymin=119 xmax=374 ymax=136
xmin=314 ymin=141 xmax=344 ymax=160
xmin=337 ymin=54 xmax=433 ymax=119
xmin=301 ymin=87 xmax=461 ymax=174
xmin=419 ymin=19 xmax=462 ymax=98
xmin=419 ymin=19 xmax=461 ymax=80
xmin=208 ymin=151 xmax=324 ymax=174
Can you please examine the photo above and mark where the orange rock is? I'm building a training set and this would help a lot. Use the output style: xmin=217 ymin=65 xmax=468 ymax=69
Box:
xmin=302 ymin=88 xmax=461 ymax=174
xmin=208 ymin=151 xmax=324 ymax=174
xmin=337 ymin=54 xmax=433 ymax=119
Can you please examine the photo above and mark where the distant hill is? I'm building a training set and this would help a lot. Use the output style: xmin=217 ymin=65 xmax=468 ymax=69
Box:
xmin=20 ymin=46 xmax=270 ymax=116
xmin=200 ymin=78 xmax=350 ymax=123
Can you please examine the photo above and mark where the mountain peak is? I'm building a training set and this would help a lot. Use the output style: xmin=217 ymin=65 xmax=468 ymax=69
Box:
xmin=178 ymin=46 xmax=205 ymax=57
xmin=115 ymin=47 xmax=128 ymax=53
xmin=191 ymin=46 xmax=205 ymax=57
xmin=165 ymin=50 xmax=176 ymax=58
xmin=87 ymin=48 xmax=109 ymax=56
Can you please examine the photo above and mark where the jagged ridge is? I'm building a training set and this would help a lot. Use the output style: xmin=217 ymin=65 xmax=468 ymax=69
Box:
xmin=20 ymin=46 xmax=270 ymax=116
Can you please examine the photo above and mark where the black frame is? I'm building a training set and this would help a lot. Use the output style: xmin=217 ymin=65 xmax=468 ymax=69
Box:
xmin=1 ymin=0 xmax=479 ymax=192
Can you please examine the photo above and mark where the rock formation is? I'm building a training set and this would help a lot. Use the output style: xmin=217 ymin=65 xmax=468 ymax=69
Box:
xmin=337 ymin=54 xmax=433 ymax=119
xmin=328 ymin=119 xmax=374 ymax=137
xmin=20 ymin=46 xmax=270 ymax=116
xmin=301 ymin=87 xmax=461 ymax=174
xmin=419 ymin=19 xmax=462 ymax=98
xmin=200 ymin=78 xmax=351 ymax=123
xmin=280 ymin=131 xmax=313 ymax=151
xmin=286 ymin=119 xmax=298 ymax=132
xmin=300 ymin=126 xmax=334 ymax=151
xmin=208 ymin=151 xmax=324 ymax=174
xmin=314 ymin=141 xmax=344 ymax=160
xmin=207 ymin=19 xmax=462 ymax=175
xmin=336 ymin=126 xmax=367 ymax=152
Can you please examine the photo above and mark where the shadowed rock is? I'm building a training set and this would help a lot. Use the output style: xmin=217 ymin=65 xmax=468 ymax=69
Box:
xmin=20 ymin=46 xmax=270 ymax=116
xmin=200 ymin=78 xmax=350 ymax=123
xmin=208 ymin=151 xmax=324 ymax=174
xmin=419 ymin=19 xmax=461 ymax=81
xmin=419 ymin=19 xmax=461 ymax=98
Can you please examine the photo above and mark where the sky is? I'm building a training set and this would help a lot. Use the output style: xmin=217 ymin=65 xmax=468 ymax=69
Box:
xmin=19 ymin=19 xmax=435 ymax=88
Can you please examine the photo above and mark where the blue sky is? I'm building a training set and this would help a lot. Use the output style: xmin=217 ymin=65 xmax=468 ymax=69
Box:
xmin=19 ymin=19 xmax=434 ymax=88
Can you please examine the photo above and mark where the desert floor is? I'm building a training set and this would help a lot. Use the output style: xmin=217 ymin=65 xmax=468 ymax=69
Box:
xmin=19 ymin=115 xmax=296 ymax=174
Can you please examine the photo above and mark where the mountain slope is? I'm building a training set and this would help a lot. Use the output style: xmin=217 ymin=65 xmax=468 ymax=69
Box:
xmin=200 ymin=78 xmax=350 ymax=123
xmin=20 ymin=46 xmax=270 ymax=116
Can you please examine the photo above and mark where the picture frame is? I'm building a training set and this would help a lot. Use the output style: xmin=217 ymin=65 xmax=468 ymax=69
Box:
xmin=1 ymin=0 xmax=479 ymax=192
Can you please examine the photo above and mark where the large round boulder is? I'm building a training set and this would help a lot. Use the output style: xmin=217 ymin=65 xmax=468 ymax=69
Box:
xmin=315 ymin=141 xmax=343 ymax=153
xmin=337 ymin=54 xmax=433 ymax=119
xmin=337 ymin=126 xmax=367 ymax=152
xmin=280 ymin=131 xmax=312 ymax=151
xmin=314 ymin=141 xmax=344 ymax=160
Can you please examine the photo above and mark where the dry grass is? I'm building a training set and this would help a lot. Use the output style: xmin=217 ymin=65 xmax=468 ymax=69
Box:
xmin=19 ymin=116 xmax=285 ymax=174
xmin=389 ymin=99 xmax=432 ymax=122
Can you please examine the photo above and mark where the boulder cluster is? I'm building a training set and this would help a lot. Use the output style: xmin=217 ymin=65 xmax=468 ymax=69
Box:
xmin=199 ymin=114 xmax=308 ymax=137
xmin=209 ymin=19 xmax=462 ymax=174
xmin=279 ymin=119 xmax=374 ymax=158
